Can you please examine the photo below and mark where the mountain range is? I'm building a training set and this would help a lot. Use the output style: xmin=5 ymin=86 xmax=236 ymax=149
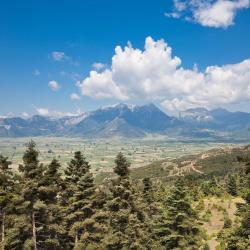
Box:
xmin=0 ymin=103 xmax=250 ymax=140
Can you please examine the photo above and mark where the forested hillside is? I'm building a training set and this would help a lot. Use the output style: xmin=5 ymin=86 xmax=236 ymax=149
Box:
xmin=0 ymin=141 xmax=249 ymax=249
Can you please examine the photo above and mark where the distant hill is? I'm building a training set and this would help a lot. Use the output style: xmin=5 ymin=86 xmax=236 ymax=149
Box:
xmin=0 ymin=103 xmax=250 ymax=139
xmin=179 ymin=107 xmax=250 ymax=131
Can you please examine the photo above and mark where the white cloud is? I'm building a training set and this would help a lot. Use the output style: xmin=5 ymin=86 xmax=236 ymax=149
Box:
xmin=166 ymin=0 xmax=250 ymax=28
xmin=70 ymin=93 xmax=81 ymax=100
xmin=51 ymin=51 xmax=69 ymax=61
xmin=0 ymin=112 xmax=15 ymax=118
xmin=92 ymin=62 xmax=107 ymax=71
xmin=36 ymin=108 xmax=50 ymax=116
xmin=77 ymin=37 xmax=250 ymax=112
xmin=33 ymin=69 xmax=40 ymax=76
xmin=194 ymin=0 xmax=250 ymax=28
xmin=36 ymin=107 xmax=79 ymax=118
xmin=21 ymin=112 xmax=30 ymax=118
xmin=48 ymin=80 xmax=60 ymax=91
xmin=80 ymin=70 xmax=128 ymax=100
xmin=174 ymin=0 xmax=187 ymax=11
xmin=165 ymin=12 xmax=182 ymax=18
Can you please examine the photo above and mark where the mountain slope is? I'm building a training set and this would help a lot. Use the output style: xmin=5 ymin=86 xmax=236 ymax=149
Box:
xmin=68 ymin=103 xmax=178 ymax=137
xmin=0 ymin=104 xmax=250 ymax=139
xmin=179 ymin=108 xmax=250 ymax=131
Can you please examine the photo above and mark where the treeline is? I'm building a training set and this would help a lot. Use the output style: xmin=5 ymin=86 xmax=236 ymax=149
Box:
xmin=0 ymin=141 xmax=249 ymax=250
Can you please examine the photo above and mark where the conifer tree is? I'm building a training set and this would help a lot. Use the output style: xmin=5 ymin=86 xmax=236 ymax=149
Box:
xmin=18 ymin=140 xmax=44 ymax=249
xmin=37 ymin=158 xmax=68 ymax=249
xmin=227 ymin=174 xmax=237 ymax=196
xmin=68 ymin=173 xmax=95 ymax=247
xmin=64 ymin=151 xmax=106 ymax=249
xmin=157 ymin=179 xmax=203 ymax=249
xmin=3 ymin=141 xmax=42 ymax=249
xmin=141 ymin=177 xmax=163 ymax=249
xmin=6 ymin=144 xmax=71 ymax=250
xmin=81 ymin=191 xmax=109 ymax=249
xmin=5 ymin=140 xmax=62 ymax=249
xmin=65 ymin=151 xmax=91 ymax=184
xmin=103 ymin=153 xmax=149 ymax=249
xmin=64 ymin=151 xmax=91 ymax=200
xmin=0 ymin=155 xmax=14 ymax=248
xmin=114 ymin=152 xmax=129 ymax=177
xmin=225 ymin=158 xmax=250 ymax=249
xmin=143 ymin=177 xmax=154 ymax=204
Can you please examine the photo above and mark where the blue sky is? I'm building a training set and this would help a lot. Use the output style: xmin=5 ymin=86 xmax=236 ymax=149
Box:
xmin=1 ymin=0 xmax=250 ymax=117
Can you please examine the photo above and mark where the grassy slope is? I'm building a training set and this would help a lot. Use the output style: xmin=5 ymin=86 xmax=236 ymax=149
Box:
xmin=95 ymin=145 xmax=250 ymax=183
xmin=198 ymin=197 xmax=245 ymax=250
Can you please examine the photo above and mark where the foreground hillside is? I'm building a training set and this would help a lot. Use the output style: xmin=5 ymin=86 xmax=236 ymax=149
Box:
xmin=0 ymin=141 xmax=249 ymax=249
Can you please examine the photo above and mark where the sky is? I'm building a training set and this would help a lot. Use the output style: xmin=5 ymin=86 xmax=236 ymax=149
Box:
xmin=0 ymin=0 xmax=250 ymax=117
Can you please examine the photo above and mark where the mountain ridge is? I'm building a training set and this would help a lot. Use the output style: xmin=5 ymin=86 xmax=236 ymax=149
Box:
xmin=1 ymin=103 xmax=250 ymax=139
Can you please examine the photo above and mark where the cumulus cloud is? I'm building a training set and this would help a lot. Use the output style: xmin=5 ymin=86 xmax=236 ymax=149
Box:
xmin=77 ymin=37 xmax=250 ymax=112
xmin=70 ymin=93 xmax=81 ymax=100
xmin=48 ymin=80 xmax=60 ymax=91
xmin=51 ymin=51 xmax=69 ymax=61
xmin=166 ymin=0 xmax=250 ymax=28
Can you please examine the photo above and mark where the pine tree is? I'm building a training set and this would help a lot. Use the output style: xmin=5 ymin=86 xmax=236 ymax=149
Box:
xmin=158 ymin=179 xmax=203 ymax=249
xmin=63 ymin=151 xmax=91 ymax=205
xmin=227 ymin=174 xmax=237 ymax=196
xmin=114 ymin=152 xmax=130 ymax=177
xmin=74 ymin=184 xmax=109 ymax=250
xmin=36 ymin=158 xmax=68 ymax=249
xmin=65 ymin=151 xmax=106 ymax=249
xmin=4 ymin=141 xmax=43 ymax=249
xmin=5 ymin=144 xmax=71 ymax=250
xmin=225 ymin=158 xmax=250 ymax=249
xmin=68 ymin=173 xmax=95 ymax=247
xmin=19 ymin=141 xmax=44 ymax=249
xmin=65 ymin=151 xmax=91 ymax=185
xmin=6 ymin=140 xmax=53 ymax=249
xmin=0 ymin=155 xmax=14 ymax=248
xmin=103 ymin=153 xmax=149 ymax=250
xmin=143 ymin=177 xmax=154 ymax=204
xmin=141 ymin=177 xmax=163 ymax=249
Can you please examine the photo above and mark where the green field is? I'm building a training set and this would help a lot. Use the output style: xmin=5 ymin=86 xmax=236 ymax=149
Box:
xmin=0 ymin=137 xmax=247 ymax=174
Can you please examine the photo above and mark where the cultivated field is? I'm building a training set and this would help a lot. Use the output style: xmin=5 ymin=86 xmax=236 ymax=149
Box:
xmin=0 ymin=137 xmax=246 ymax=174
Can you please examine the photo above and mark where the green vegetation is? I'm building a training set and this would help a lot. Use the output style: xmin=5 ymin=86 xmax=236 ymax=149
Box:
xmin=0 ymin=140 xmax=249 ymax=249
xmin=0 ymin=137 xmax=244 ymax=171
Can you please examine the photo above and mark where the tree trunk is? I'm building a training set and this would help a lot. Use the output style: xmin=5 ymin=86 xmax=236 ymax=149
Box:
xmin=75 ymin=231 xmax=78 ymax=246
xmin=1 ymin=211 xmax=5 ymax=246
xmin=32 ymin=211 xmax=37 ymax=250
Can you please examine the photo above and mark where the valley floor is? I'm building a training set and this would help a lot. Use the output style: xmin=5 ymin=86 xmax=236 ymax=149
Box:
xmin=0 ymin=136 xmax=247 ymax=173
